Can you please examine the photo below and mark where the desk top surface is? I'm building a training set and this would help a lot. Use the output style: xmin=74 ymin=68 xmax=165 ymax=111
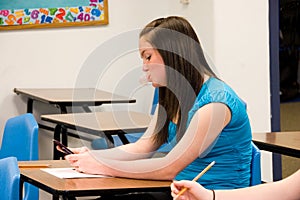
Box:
xmin=19 ymin=160 xmax=171 ymax=193
xmin=14 ymin=88 xmax=136 ymax=105
xmin=252 ymin=132 xmax=300 ymax=158
xmin=252 ymin=131 xmax=300 ymax=151
xmin=41 ymin=111 xmax=151 ymax=134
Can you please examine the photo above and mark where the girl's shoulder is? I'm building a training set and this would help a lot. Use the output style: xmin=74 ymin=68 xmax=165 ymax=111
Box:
xmin=197 ymin=77 xmax=246 ymax=109
xmin=200 ymin=77 xmax=235 ymax=98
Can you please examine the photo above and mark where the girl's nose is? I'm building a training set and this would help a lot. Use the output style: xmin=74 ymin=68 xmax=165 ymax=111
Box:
xmin=142 ymin=64 xmax=148 ymax=72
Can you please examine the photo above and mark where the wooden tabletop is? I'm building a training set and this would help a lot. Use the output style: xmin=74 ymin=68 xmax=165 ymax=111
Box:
xmin=252 ymin=131 xmax=300 ymax=158
xmin=41 ymin=111 xmax=152 ymax=135
xmin=14 ymin=88 xmax=136 ymax=106
xmin=19 ymin=160 xmax=171 ymax=198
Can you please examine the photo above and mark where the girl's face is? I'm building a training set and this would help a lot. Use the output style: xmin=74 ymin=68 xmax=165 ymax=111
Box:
xmin=139 ymin=38 xmax=167 ymax=87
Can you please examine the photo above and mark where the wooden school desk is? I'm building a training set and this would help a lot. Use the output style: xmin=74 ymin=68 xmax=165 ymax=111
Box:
xmin=252 ymin=131 xmax=300 ymax=158
xmin=14 ymin=88 xmax=136 ymax=114
xmin=14 ymin=88 xmax=136 ymax=158
xmin=41 ymin=111 xmax=151 ymax=159
xmin=19 ymin=160 xmax=171 ymax=200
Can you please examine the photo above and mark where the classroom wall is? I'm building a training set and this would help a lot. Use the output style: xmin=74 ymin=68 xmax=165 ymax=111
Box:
xmin=212 ymin=0 xmax=272 ymax=181
xmin=0 ymin=0 xmax=170 ymax=159
xmin=0 ymin=0 xmax=272 ymax=180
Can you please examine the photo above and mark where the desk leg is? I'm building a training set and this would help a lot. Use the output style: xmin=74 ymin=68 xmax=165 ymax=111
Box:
xmin=118 ymin=133 xmax=129 ymax=144
xmin=63 ymin=196 xmax=76 ymax=200
xmin=59 ymin=105 xmax=67 ymax=114
xmin=102 ymin=131 xmax=116 ymax=148
xmin=27 ymin=98 xmax=33 ymax=113
xmin=53 ymin=125 xmax=62 ymax=160
xmin=82 ymin=104 xmax=92 ymax=112
xmin=19 ymin=178 xmax=24 ymax=200
xmin=53 ymin=125 xmax=69 ymax=160
xmin=60 ymin=105 xmax=68 ymax=157
xmin=61 ymin=125 xmax=68 ymax=148
xmin=272 ymin=153 xmax=282 ymax=181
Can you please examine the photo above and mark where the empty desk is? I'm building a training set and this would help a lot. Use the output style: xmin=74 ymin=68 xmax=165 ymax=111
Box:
xmin=252 ymin=131 xmax=300 ymax=158
xmin=14 ymin=88 xmax=136 ymax=114
xmin=41 ymin=111 xmax=151 ymax=159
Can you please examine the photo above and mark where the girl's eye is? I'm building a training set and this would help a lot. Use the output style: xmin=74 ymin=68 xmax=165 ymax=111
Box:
xmin=145 ymin=55 xmax=151 ymax=61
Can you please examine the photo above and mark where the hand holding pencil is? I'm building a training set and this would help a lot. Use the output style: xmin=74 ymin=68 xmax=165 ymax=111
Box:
xmin=171 ymin=161 xmax=215 ymax=200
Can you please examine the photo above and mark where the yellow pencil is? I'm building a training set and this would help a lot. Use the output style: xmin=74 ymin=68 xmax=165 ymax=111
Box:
xmin=18 ymin=163 xmax=51 ymax=168
xmin=175 ymin=161 xmax=215 ymax=199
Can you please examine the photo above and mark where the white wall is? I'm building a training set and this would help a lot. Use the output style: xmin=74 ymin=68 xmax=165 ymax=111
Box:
xmin=0 ymin=0 xmax=272 ymax=180
xmin=212 ymin=0 xmax=272 ymax=182
xmin=213 ymin=0 xmax=270 ymax=132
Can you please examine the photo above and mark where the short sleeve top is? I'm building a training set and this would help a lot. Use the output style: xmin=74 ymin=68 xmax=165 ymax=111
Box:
xmin=168 ymin=77 xmax=252 ymax=189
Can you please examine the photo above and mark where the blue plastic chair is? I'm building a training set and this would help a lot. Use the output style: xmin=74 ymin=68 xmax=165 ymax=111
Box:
xmin=0 ymin=113 xmax=39 ymax=200
xmin=0 ymin=156 xmax=20 ymax=200
xmin=250 ymin=142 xmax=261 ymax=186
xmin=92 ymin=88 xmax=161 ymax=149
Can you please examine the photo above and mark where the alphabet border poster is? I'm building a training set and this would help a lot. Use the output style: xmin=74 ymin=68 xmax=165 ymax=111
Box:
xmin=0 ymin=0 xmax=108 ymax=30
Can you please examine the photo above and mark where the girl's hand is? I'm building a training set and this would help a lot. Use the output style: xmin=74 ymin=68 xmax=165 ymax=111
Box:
xmin=65 ymin=151 xmax=108 ymax=175
xmin=171 ymin=180 xmax=212 ymax=200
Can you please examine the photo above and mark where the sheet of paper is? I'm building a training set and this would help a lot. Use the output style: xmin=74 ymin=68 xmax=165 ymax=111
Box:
xmin=41 ymin=168 xmax=110 ymax=179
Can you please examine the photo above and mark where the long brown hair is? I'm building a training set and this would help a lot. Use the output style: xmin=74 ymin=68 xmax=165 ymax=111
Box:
xmin=140 ymin=16 xmax=216 ymax=146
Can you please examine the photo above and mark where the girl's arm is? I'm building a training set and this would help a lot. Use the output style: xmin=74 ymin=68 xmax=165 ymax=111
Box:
xmin=171 ymin=169 xmax=300 ymax=200
xmin=218 ymin=169 xmax=300 ymax=200
xmin=66 ymin=103 xmax=231 ymax=180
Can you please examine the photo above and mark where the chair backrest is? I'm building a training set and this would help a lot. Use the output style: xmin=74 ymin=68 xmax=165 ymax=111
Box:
xmin=0 ymin=113 xmax=39 ymax=200
xmin=150 ymin=88 xmax=159 ymax=115
xmin=250 ymin=142 xmax=261 ymax=186
xmin=0 ymin=156 xmax=20 ymax=200
xmin=0 ymin=113 xmax=39 ymax=160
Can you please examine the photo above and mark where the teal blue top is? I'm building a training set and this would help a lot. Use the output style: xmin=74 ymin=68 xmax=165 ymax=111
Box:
xmin=166 ymin=77 xmax=252 ymax=189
